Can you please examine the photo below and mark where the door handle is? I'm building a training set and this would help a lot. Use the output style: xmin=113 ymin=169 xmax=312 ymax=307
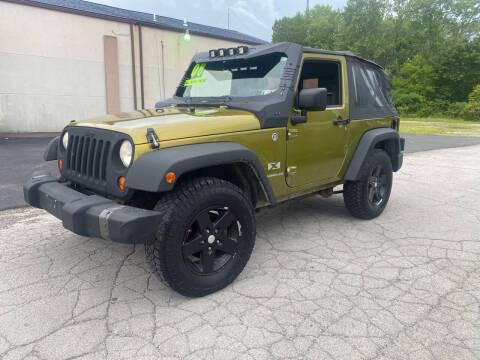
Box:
xmin=333 ymin=118 xmax=350 ymax=126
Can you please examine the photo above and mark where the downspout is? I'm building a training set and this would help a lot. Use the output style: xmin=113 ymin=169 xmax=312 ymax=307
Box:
xmin=161 ymin=40 xmax=165 ymax=99
xmin=138 ymin=24 xmax=145 ymax=109
xmin=129 ymin=23 xmax=137 ymax=109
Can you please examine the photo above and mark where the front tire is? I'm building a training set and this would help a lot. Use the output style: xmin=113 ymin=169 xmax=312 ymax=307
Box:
xmin=343 ymin=149 xmax=393 ymax=219
xmin=145 ymin=177 xmax=256 ymax=297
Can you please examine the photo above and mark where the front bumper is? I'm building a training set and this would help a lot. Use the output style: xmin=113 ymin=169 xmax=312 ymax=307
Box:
xmin=24 ymin=173 xmax=161 ymax=243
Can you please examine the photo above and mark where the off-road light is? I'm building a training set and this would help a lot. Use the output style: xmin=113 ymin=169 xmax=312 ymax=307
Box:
xmin=184 ymin=29 xmax=191 ymax=41
xmin=209 ymin=49 xmax=217 ymax=58
xmin=228 ymin=47 xmax=237 ymax=56
xmin=218 ymin=48 xmax=226 ymax=57
xmin=119 ymin=140 xmax=133 ymax=167
xmin=62 ymin=131 xmax=69 ymax=149
xmin=237 ymin=46 xmax=248 ymax=55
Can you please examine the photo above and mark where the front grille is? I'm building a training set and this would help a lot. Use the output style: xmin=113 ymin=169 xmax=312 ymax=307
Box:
xmin=66 ymin=135 xmax=111 ymax=182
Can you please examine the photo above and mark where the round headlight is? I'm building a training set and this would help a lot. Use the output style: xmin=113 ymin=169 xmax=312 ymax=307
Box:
xmin=62 ymin=131 xmax=69 ymax=149
xmin=119 ymin=140 xmax=133 ymax=167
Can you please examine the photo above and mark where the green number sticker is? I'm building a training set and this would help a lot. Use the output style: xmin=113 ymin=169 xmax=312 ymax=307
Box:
xmin=185 ymin=78 xmax=207 ymax=86
xmin=185 ymin=63 xmax=206 ymax=87
xmin=191 ymin=63 xmax=206 ymax=78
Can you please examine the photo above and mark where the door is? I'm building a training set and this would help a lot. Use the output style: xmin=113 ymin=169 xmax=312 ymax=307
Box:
xmin=286 ymin=56 xmax=349 ymax=187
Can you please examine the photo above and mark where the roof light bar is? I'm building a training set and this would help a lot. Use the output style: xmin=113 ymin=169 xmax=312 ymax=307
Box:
xmin=208 ymin=46 xmax=249 ymax=58
xmin=237 ymin=46 xmax=248 ymax=55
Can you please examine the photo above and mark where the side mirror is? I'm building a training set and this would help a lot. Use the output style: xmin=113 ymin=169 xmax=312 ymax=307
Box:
xmin=298 ymin=88 xmax=327 ymax=111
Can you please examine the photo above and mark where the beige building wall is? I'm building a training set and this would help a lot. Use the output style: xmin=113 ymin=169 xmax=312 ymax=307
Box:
xmin=0 ymin=1 xmax=249 ymax=132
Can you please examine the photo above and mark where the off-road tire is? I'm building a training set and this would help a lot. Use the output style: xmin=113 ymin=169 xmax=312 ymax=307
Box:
xmin=145 ymin=177 xmax=256 ymax=297
xmin=343 ymin=149 xmax=393 ymax=219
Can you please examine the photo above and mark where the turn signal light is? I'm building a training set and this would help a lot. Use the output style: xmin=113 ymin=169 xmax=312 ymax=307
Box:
xmin=165 ymin=172 xmax=176 ymax=184
xmin=118 ymin=176 xmax=126 ymax=191
xmin=58 ymin=159 xmax=63 ymax=169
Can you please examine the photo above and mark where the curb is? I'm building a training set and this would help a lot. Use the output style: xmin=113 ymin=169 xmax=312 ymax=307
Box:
xmin=0 ymin=132 xmax=60 ymax=139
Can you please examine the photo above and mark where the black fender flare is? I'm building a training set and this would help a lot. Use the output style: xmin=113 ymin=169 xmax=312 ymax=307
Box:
xmin=344 ymin=128 xmax=403 ymax=181
xmin=43 ymin=136 xmax=59 ymax=161
xmin=125 ymin=142 xmax=277 ymax=204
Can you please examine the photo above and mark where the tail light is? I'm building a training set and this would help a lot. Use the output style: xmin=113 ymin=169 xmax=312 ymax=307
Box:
xmin=392 ymin=117 xmax=400 ymax=132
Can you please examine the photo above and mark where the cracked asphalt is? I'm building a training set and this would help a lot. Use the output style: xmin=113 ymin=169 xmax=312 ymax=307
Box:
xmin=1 ymin=144 xmax=480 ymax=359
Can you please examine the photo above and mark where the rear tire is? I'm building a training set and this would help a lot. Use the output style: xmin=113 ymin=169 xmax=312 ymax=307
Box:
xmin=343 ymin=149 xmax=393 ymax=219
xmin=145 ymin=177 xmax=256 ymax=297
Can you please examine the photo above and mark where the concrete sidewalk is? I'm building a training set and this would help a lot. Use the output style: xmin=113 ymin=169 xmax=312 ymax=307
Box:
xmin=0 ymin=145 xmax=479 ymax=359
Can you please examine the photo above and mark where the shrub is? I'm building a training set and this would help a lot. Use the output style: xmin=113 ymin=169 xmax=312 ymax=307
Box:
xmin=446 ymin=102 xmax=468 ymax=119
xmin=392 ymin=91 xmax=425 ymax=115
xmin=466 ymin=85 xmax=480 ymax=121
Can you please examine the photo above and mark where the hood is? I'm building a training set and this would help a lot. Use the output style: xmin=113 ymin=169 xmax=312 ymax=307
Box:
xmin=69 ymin=107 xmax=260 ymax=144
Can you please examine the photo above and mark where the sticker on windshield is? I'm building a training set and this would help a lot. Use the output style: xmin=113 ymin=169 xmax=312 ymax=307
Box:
xmin=185 ymin=78 xmax=207 ymax=86
xmin=185 ymin=63 xmax=207 ymax=86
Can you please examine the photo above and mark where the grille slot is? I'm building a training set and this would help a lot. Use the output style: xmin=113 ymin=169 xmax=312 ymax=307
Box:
xmin=66 ymin=134 xmax=110 ymax=182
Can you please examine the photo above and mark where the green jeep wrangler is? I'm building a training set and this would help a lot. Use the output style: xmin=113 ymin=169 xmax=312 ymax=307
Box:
xmin=24 ymin=42 xmax=404 ymax=297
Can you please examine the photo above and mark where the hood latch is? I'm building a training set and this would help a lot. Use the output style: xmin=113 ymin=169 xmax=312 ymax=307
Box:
xmin=146 ymin=128 xmax=160 ymax=149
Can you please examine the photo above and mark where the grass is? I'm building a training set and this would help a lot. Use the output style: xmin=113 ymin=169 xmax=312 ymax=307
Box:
xmin=400 ymin=116 xmax=480 ymax=136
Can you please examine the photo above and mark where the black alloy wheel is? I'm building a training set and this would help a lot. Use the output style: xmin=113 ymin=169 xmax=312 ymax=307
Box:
xmin=367 ymin=164 xmax=388 ymax=208
xmin=183 ymin=206 xmax=242 ymax=274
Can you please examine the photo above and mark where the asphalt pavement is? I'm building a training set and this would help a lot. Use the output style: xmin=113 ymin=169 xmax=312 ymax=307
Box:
xmin=1 ymin=133 xmax=480 ymax=211
xmin=1 ymin=144 xmax=479 ymax=359
xmin=402 ymin=133 xmax=480 ymax=153
xmin=0 ymin=137 xmax=59 ymax=210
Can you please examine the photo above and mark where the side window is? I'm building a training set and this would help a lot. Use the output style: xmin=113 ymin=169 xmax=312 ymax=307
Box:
xmin=351 ymin=63 xmax=388 ymax=108
xmin=298 ymin=60 xmax=342 ymax=106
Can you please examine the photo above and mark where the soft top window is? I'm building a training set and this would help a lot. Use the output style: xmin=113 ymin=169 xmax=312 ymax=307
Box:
xmin=347 ymin=58 xmax=397 ymax=120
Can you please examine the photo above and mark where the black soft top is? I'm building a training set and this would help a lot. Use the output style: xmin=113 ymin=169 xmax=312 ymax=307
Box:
xmin=164 ymin=42 xmax=396 ymax=128
xmin=190 ymin=42 xmax=382 ymax=69
xmin=302 ymin=46 xmax=383 ymax=69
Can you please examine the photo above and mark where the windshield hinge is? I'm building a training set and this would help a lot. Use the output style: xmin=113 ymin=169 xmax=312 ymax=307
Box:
xmin=287 ymin=128 xmax=299 ymax=140
xmin=146 ymin=128 xmax=160 ymax=149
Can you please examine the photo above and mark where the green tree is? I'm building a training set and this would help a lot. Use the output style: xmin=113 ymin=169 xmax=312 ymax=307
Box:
xmin=391 ymin=55 xmax=438 ymax=114
xmin=271 ymin=5 xmax=340 ymax=49
xmin=271 ymin=0 xmax=480 ymax=117
xmin=335 ymin=0 xmax=386 ymax=61
xmin=430 ymin=38 xmax=480 ymax=103
xmin=272 ymin=13 xmax=309 ymax=45
xmin=466 ymin=85 xmax=480 ymax=120
xmin=305 ymin=5 xmax=340 ymax=50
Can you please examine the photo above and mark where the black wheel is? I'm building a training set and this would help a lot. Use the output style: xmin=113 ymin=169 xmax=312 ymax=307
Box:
xmin=145 ymin=177 xmax=256 ymax=297
xmin=343 ymin=149 xmax=393 ymax=219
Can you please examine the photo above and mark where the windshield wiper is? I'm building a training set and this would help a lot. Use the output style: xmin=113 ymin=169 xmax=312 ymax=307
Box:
xmin=177 ymin=96 xmax=233 ymax=106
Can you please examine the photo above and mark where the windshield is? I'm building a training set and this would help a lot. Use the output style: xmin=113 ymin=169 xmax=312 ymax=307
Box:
xmin=178 ymin=53 xmax=288 ymax=98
